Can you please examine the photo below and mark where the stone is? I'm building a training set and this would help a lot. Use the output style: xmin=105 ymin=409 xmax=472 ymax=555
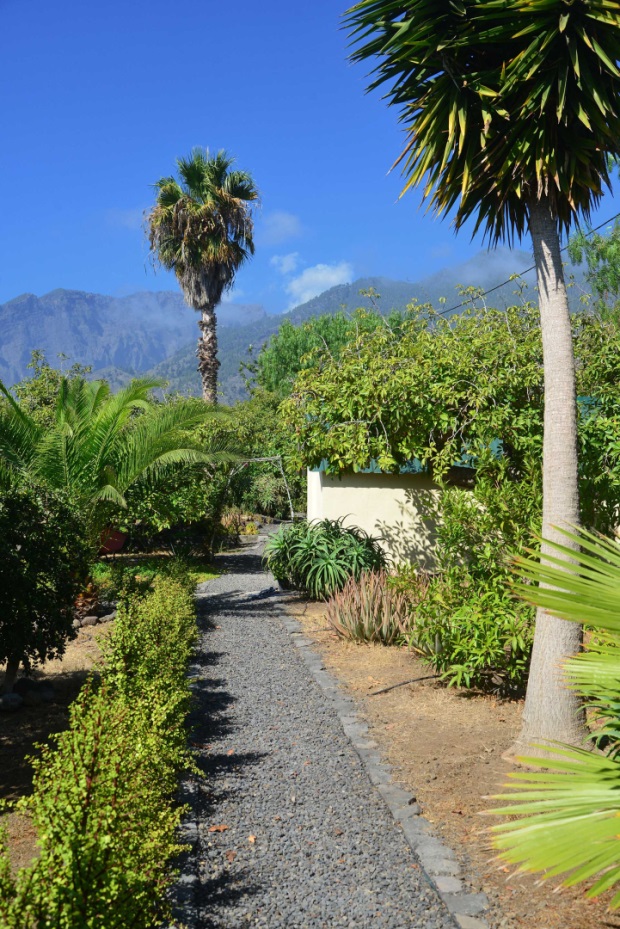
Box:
xmin=441 ymin=893 xmax=488 ymax=917
xmin=72 ymin=618 xmax=82 ymax=629
xmin=455 ymin=916 xmax=490 ymax=929
xmin=0 ymin=692 xmax=23 ymax=711
xmin=98 ymin=612 xmax=116 ymax=623
xmin=81 ymin=616 xmax=99 ymax=627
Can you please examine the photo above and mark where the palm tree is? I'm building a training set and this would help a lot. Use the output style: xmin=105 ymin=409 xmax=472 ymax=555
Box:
xmin=148 ymin=148 xmax=259 ymax=403
xmin=0 ymin=376 xmax=232 ymax=538
xmin=345 ymin=0 xmax=620 ymax=751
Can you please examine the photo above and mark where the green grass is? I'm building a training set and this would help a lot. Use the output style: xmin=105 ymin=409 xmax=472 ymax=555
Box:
xmin=92 ymin=554 xmax=219 ymax=599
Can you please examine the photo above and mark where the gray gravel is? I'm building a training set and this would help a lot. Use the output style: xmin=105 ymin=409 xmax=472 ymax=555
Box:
xmin=184 ymin=536 xmax=457 ymax=929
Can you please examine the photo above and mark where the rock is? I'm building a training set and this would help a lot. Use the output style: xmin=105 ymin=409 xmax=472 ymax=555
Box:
xmin=0 ymin=692 xmax=23 ymax=711
xmin=81 ymin=616 xmax=99 ymax=627
xmin=96 ymin=601 xmax=117 ymax=616
xmin=73 ymin=618 xmax=82 ymax=629
xmin=98 ymin=612 xmax=116 ymax=624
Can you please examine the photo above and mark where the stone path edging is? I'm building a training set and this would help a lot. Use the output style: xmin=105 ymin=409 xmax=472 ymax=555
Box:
xmin=277 ymin=606 xmax=490 ymax=929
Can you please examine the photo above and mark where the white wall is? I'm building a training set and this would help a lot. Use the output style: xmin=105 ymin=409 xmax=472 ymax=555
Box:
xmin=307 ymin=469 xmax=440 ymax=568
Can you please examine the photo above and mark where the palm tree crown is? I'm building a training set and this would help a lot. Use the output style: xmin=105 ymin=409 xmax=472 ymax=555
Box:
xmin=346 ymin=0 xmax=620 ymax=242
xmin=148 ymin=148 xmax=259 ymax=402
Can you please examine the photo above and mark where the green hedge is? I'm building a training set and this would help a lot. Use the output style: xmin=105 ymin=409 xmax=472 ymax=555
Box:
xmin=0 ymin=571 xmax=197 ymax=928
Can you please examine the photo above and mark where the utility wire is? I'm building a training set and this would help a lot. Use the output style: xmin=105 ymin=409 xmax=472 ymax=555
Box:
xmin=434 ymin=210 xmax=620 ymax=317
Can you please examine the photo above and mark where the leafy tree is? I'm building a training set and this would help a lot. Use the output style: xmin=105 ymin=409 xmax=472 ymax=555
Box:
xmin=13 ymin=350 xmax=92 ymax=426
xmin=0 ymin=485 xmax=90 ymax=693
xmin=345 ymin=0 xmax=620 ymax=750
xmin=0 ymin=376 xmax=230 ymax=539
xmin=569 ymin=218 xmax=620 ymax=321
xmin=245 ymin=309 xmax=399 ymax=398
xmin=148 ymin=148 xmax=259 ymax=403
xmin=281 ymin=301 xmax=620 ymax=691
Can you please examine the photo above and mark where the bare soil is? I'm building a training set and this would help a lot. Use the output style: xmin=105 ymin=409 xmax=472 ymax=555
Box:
xmin=1 ymin=625 xmax=109 ymax=872
xmin=283 ymin=595 xmax=620 ymax=929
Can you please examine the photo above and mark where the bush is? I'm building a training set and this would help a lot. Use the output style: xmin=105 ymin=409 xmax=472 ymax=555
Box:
xmin=404 ymin=568 xmax=534 ymax=695
xmin=0 ymin=485 xmax=91 ymax=692
xmin=0 ymin=570 xmax=197 ymax=927
xmin=326 ymin=570 xmax=410 ymax=644
xmin=264 ymin=518 xmax=387 ymax=599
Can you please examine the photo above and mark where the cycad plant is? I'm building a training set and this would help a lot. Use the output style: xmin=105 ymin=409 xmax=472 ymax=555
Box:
xmin=0 ymin=376 xmax=231 ymax=540
xmin=148 ymin=148 xmax=259 ymax=403
xmin=491 ymin=528 xmax=620 ymax=906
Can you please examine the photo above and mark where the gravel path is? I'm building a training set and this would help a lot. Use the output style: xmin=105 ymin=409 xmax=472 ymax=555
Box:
xmin=184 ymin=535 xmax=458 ymax=929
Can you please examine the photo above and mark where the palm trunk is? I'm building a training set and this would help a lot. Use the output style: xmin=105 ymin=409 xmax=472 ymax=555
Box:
xmin=196 ymin=305 xmax=220 ymax=404
xmin=513 ymin=196 xmax=587 ymax=755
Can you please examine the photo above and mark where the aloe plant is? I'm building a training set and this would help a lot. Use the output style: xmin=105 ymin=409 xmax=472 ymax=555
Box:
xmin=491 ymin=528 xmax=620 ymax=906
xmin=263 ymin=518 xmax=386 ymax=599
xmin=326 ymin=570 xmax=409 ymax=645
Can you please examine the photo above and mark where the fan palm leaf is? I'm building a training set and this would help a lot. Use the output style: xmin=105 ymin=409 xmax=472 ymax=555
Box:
xmin=490 ymin=528 xmax=620 ymax=904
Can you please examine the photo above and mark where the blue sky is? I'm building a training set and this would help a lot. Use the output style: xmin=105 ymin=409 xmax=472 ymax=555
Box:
xmin=1 ymin=0 xmax=618 ymax=312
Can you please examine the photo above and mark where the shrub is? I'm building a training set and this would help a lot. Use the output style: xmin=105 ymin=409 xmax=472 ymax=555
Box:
xmin=0 ymin=485 xmax=91 ymax=692
xmin=263 ymin=518 xmax=387 ymax=599
xmin=326 ymin=570 xmax=410 ymax=644
xmin=405 ymin=568 xmax=534 ymax=695
xmin=0 ymin=571 xmax=197 ymax=927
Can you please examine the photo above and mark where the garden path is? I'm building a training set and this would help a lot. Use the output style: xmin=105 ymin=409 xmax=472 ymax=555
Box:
xmin=175 ymin=532 xmax=467 ymax=929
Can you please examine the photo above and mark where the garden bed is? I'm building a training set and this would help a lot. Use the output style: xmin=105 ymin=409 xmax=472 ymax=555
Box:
xmin=283 ymin=596 xmax=620 ymax=929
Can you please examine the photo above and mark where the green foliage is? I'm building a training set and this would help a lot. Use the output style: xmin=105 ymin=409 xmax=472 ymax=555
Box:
xmin=0 ymin=485 xmax=90 ymax=685
xmin=407 ymin=569 xmax=534 ymax=693
xmin=491 ymin=528 xmax=620 ymax=906
xmin=0 ymin=571 xmax=197 ymax=926
xmin=326 ymin=569 xmax=409 ymax=645
xmin=569 ymin=218 xmax=620 ymax=320
xmin=13 ymin=350 xmax=92 ymax=427
xmin=92 ymin=555 xmax=217 ymax=601
xmin=263 ymin=518 xmax=386 ymax=599
xmin=0 ymin=375 xmax=230 ymax=538
xmin=346 ymin=0 xmax=620 ymax=242
xmin=245 ymin=310 xmax=397 ymax=398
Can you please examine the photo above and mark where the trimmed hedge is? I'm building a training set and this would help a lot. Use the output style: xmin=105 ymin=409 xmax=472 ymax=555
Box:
xmin=0 ymin=571 xmax=197 ymax=928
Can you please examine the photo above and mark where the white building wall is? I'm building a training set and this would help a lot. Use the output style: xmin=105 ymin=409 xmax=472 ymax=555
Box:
xmin=306 ymin=469 xmax=440 ymax=568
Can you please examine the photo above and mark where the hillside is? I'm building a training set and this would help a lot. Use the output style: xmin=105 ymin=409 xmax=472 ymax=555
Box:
xmin=0 ymin=289 xmax=266 ymax=387
xmin=152 ymin=251 xmax=588 ymax=401
xmin=0 ymin=250 xmax=588 ymax=403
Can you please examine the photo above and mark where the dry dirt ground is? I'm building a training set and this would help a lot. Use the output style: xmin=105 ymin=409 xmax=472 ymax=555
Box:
xmin=283 ymin=595 xmax=620 ymax=929
xmin=1 ymin=625 xmax=108 ymax=873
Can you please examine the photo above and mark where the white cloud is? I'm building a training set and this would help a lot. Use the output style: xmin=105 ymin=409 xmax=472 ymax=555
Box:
xmin=105 ymin=207 xmax=146 ymax=231
xmin=221 ymin=287 xmax=244 ymax=303
xmin=286 ymin=261 xmax=353 ymax=308
xmin=259 ymin=211 xmax=303 ymax=245
xmin=270 ymin=252 xmax=301 ymax=275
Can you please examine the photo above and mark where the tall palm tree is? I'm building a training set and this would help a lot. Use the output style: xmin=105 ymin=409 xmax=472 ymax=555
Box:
xmin=0 ymin=376 xmax=232 ymax=538
xmin=148 ymin=148 xmax=259 ymax=403
xmin=345 ymin=0 xmax=620 ymax=750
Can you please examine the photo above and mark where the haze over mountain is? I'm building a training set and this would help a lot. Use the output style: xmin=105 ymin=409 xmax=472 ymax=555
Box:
xmin=0 ymin=249 xmax=588 ymax=403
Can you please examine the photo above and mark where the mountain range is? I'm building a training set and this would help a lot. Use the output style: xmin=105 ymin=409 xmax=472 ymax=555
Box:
xmin=0 ymin=249 xmax=588 ymax=404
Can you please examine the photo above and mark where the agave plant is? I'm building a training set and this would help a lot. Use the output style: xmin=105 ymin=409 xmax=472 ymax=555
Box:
xmin=263 ymin=518 xmax=386 ymax=599
xmin=491 ymin=528 xmax=620 ymax=906
xmin=326 ymin=570 xmax=410 ymax=645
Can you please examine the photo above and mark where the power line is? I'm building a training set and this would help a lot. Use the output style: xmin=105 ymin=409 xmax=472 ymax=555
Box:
xmin=434 ymin=210 xmax=620 ymax=317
